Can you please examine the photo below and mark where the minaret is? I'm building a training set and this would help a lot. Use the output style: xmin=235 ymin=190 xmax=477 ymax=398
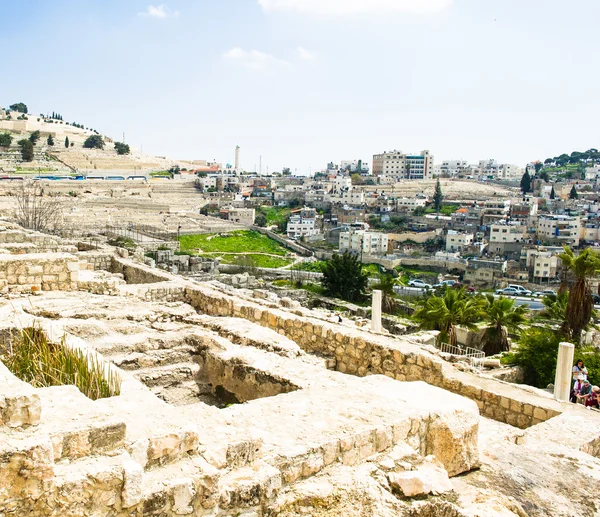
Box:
xmin=235 ymin=145 xmax=240 ymax=172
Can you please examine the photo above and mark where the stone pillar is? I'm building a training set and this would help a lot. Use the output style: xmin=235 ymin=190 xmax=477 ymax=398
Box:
xmin=371 ymin=290 xmax=382 ymax=333
xmin=553 ymin=341 xmax=575 ymax=402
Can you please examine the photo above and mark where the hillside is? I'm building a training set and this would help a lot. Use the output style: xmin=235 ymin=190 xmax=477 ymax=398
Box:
xmin=0 ymin=103 xmax=196 ymax=174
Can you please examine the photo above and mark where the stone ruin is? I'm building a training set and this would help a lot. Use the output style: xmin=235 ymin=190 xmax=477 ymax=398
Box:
xmin=0 ymin=222 xmax=600 ymax=517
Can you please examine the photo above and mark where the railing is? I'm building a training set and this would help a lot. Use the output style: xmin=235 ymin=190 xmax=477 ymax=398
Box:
xmin=436 ymin=342 xmax=485 ymax=370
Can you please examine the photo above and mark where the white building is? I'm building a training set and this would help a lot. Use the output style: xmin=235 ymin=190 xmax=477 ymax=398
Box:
xmin=328 ymin=188 xmax=365 ymax=206
xmin=445 ymin=230 xmax=474 ymax=253
xmin=438 ymin=160 xmax=469 ymax=177
xmin=489 ymin=224 xmax=526 ymax=243
xmin=340 ymin=160 xmax=369 ymax=173
xmin=372 ymin=150 xmax=434 ymax=181
xmin=537 ymin=215 xmax=581 ymax=246
xmin=500 ymin=164 xmax=524 ymax=180
xmin=286 ymin=208 xmax=318 ymax=239
xmin=396 ymin=197 xmax=427 ymax=210
xmin=339 ymin=231 xmax=388 ymax=256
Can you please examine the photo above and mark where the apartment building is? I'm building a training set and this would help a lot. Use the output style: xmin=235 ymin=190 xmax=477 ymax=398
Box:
xmin=219 ymin=207 xmax=255 ymax=225
xmin=438 ymin=160 xmax=469 ymax=177
xmin=328 ymin=188 xmax=365 ymax=206
xmin=372 ymin=150 xmax=433 ymax=181
xmin=445 ymin=230 xmax=474 ymax=252
xmin=286 ymin=208 xmax=318 ymax=239
xmin=537 ymin=214 xmax=581 ymax=246
xmin=396 ymin=197 xmax=427 ymax=211
xmin=488 ymin=223 xmax=527 ymax=260
xmin=339 ymin=230 xmax=388 ymax=256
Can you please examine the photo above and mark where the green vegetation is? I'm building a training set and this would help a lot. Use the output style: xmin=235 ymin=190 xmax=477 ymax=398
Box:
xmin=321 ymin=252 xmax=369 ymax=302
xmin=180 ymin=230 xmax=287 ymax=256
xmin=433 ymin=178 xmax=443 ymax=211
xmin=0 ymin=133 xmax=12 ymax=147
xmin=558 ymin=246 xmax=600 ymax=342
xmin=372 ymin=274 xmax=397 ymax=314
xmin=47 ymin=134 xmax=54 ymax=146
xmin=150 ymin=170 xmax=172 ymax=177
xmin=17 ymin=139 xmax=34 ymax=161
xmin=255 ymin=212 xmax=267 ymax=227
xmin=258 ymin=206 xmax=292 ymax=230
xmin=83 ymin=134 xmax=105 ymax=149
xmin=107 ymin=236 xmax=137 ymax=250
xmin=64 ymin=136 xmax=69 ymax=148
xmin=202 ymin=253 xmax=291 ymax=268
xmin=1 ymin=326 xmax=120 ymax=400
xmin=29 ymin=130 xmax=41 ymax=145
xmin=362 ymin=263 xmax=382 ymax=276
xmin=569 ymin=185 xmax=578 ymax=200
xmin=481 ymin=295 xmax=528 ymax=356
xmin=114 ymin=142 xmax=130 ymax=155
xmin=424 ymin=204 xmax=458 ymax=216
xmin=520 ymin=170 xmax=531 ymax=193
xmin=413 ymin=288 xmax=484 ymax=347
xmin=292 ymin=260 xmax=327 ymax=272
xmin=9 ymin=102 xmax=27 ymax=113
xmin=368 ymin=214 xmax=407 ymax=232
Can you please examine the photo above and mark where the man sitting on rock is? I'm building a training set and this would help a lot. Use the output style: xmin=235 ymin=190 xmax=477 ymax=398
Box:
xmin=575 ymin=379 xmax=593 ymax=405
xmin=585 ymin=386 xmax=600 ymax=409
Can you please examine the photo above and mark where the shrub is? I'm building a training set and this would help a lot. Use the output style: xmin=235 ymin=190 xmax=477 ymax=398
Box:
xmin=1 ymin=327 xmax=120 ymax=400
xmin=0 ymin=133 xmax=12 ymax=147
xmin=114 ymin=142 xmax=130 ymax=155
xmin=83 ymin=134 xmax=105 ymax=149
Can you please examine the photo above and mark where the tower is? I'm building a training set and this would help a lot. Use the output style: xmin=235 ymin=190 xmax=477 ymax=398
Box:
xmin=235 ymin=145 xmax=240 ymax=172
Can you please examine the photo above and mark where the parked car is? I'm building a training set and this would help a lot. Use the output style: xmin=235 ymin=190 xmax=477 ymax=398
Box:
xmin=533 ymin=289 xmax=556 ymax=298
xmin=433 ymin=279 xmax=458 ymax=288
xmin=506 ymin=284 xmax=532 ymax=296
xmin=408 ymin=279 xmax=432 ymax=289
xmin=495 ymin=287 xmax=520 ymax=296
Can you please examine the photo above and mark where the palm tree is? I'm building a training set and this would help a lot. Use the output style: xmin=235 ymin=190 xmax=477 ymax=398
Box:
xmin=558 ymin=246 xmax=600 ymax=342
xmin=481 ymin=295 xmax=528 ymax=356
xmin=537 ymin=291 xmax=571 ymax=338
xmin=413 ymin=288 xmax=484 ymax=347
xmin=372 ymin=274 xmax=397 ymax=314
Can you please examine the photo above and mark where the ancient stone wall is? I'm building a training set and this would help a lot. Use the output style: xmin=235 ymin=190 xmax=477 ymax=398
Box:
xmin=110 ymin=257 xmax=173 ymax=284
xmin=0 ymin=253 xmax=79 ymax=292
xmin=78 ymin=251 xmax=113 ymax=271
xmin=184 ymin=284 xmax=564 ymax=430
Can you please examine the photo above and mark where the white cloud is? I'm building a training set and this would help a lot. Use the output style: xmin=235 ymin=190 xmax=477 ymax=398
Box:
xmin=258 ymin=0 xmax=452 ymax=15
xmin=297 ymin=46 xmax=316 ymax=61
xmin=140 ymin=4 xmax=179 ymax=18
xmin=224 ymin=47 xmax=289 ymax=70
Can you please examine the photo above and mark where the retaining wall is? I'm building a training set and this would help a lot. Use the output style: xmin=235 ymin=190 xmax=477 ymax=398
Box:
xmin=0 ymin=253 xmax=79 ymax=292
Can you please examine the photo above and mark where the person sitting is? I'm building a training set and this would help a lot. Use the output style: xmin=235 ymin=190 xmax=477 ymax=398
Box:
xmin=573 ymin=359 xmax=588 ymax=382
xmin=576 ymin=379 xmax=593 ymax=404
xmin=585 ymin=386 xmax=600 ymax=409
xmin=571 ymin=375 xmax=586 ymax=403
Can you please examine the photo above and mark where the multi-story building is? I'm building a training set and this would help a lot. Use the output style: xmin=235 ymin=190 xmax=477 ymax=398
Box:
xmin=451 ymin=207 xmax=482 ymax=232
xmin=328 ymin=188 xmax=365 ymax=206
xmin=331 ymin=206 xmax=366 ymax=226
xmin=521 ymin=246 xmax=562 ymax=282
xmin=339 ymin=230 xmax=388 ymax=256
xmin=488 ymin=223 xmax=527 ymax=260
xmin=537 ymin=214 xmax=581 ymax=246
xmin=500 ymin=164 xmax=524 ymax=180
xmin=372 ymin=150 xmax=433 ymax=181
xmin=396 ymin=197 xmax=427 ymax=211
xmin=219 ymin=207 xmax=255 ymax=225
xmin=445 ymin=230 xmax=474 ymax=253
xmin=340 ymin=160 xmax=369 ymax=173
xmin=286 ymin=207 xmax=318 ymax=239
xmin=438 ymin=160 xmax=469 ymax=177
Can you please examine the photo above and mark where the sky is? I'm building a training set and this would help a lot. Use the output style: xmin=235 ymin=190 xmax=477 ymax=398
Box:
xmin=2 ymin=0 xmax=600 ymax=174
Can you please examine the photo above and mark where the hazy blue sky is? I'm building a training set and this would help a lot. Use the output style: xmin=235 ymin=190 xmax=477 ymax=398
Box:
xmin=2 ymin=0 xmax=599 ymax=173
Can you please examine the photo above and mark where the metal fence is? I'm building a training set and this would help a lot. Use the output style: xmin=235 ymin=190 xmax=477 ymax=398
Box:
xmin=104 ymin=223 xmax=178 ymax=242
xmin=436 ymin=342 xmax=485 ymax=370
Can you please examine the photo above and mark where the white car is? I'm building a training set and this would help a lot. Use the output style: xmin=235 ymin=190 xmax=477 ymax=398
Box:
xmin=533 ymin=290 xmax=556 ymax=298
xmin=408 ymin=279 xmax=432 ymax=289
xmin=507 ymin=284 xmax=532 ymax=296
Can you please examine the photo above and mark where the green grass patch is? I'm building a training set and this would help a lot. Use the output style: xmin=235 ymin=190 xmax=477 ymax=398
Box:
xmin=292 ymin=261 xmax=327 ymax=272
xmin=180 ymin=230 xmax=288 ymax=256
xmin=259 ymin=206 xmax=292 ymax=226
xmin=150 ymin=170 xmax=173 ymax=177
xmin=424 ymin=204 xmax=459 ymax=216
xmin=202 ymin=252 xmax=292 ymax=268
xmin=1 ymin=327 xmax=120 ymax=400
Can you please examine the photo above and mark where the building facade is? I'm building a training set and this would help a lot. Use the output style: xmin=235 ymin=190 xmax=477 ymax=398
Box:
xmin=339 ymin=230 xmax=388 ymax=256
xmin=372 ymin=150 xmax=433 ymax=181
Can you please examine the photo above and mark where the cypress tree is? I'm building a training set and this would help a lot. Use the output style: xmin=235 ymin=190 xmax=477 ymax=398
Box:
xmin=65 ymin=136 xmax=69 ymax=148
xmin=433 ymin=178 xmax=443 ymax=212
xmin=569 ymin=185 xmax=579 ymax=200
xmin=550 ymin=186 xmax=556 ymax=199
xmin=520 ymin=170 xmax=532 ymax=194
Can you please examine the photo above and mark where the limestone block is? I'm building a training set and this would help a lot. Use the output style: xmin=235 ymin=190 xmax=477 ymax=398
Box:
xmin=122 ymin=457 xmax=144 ymax=508
xmin=388 ymin=463 xmax=452 ymax=497
xmin=172 ymin=479 xmax=195 ymax=515
xmin=426 ymin=410 xmax=480 ymax=476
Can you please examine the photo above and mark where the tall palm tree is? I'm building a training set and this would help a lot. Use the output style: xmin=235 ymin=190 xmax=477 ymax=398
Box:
xmin=413 ymin=288 xmax=484 ymax=347
xmin=558 ymin=246 xmax=600 ymax=342
xmin=481 ymin=295 xmax=528 ymax=356
xmin=537 ymin=291 xmax=571 ymax=338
